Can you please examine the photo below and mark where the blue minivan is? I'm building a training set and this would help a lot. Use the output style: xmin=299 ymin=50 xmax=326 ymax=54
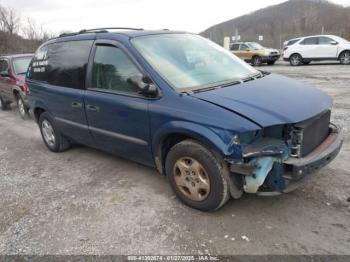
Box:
xmin=27 ymin=28 xmax=343 ymax=211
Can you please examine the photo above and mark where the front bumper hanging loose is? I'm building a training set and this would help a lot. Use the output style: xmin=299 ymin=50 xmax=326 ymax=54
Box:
xmin=230 ymin=125 xmax=343 ymax=194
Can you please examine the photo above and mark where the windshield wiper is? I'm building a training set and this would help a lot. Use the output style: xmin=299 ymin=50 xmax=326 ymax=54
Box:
xmin=192 ymin=80 xmax=241 ymax=93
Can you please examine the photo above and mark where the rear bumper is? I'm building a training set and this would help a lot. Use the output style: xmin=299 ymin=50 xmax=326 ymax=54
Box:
xmin=282 ymin=126 xmax=343 ymax=192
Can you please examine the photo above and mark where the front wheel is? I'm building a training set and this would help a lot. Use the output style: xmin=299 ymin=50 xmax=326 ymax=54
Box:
xmin=17 ymin=96 xmax=29 ymax=119
xmin=267 ymin=60 xmax=276 ymax=65
xmin=165 ymin=140 xmax=230 ymax=211
xmin=39 ymin=112 xmax=71 ymax=152
xmin=251 ymin=56 xmax=262 ymax=66
xmin=289 ymin=54 xmax=302 ymax=66
xmin=339 ymin=51 xmax=350 ymax=65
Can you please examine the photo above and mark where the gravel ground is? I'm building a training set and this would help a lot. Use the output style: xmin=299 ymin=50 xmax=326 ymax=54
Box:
xmin=0 ymin=61 xmax=349 ymax=255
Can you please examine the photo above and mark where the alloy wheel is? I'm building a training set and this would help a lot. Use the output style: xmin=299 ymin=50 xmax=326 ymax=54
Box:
xmin=340 ymin=51 xmax=350 ymax=65
xmin=173 ymin=157 xmax=210 ymax=202
xmin=41 ymin=120 xmax=56 ymax=147
xmin=253 ymin=56 xmax=262 ymax=66
xmin=18 ymin=98 xmax=26 ymax=117
xmin=290 ymin=54 xmax=301 ymax=66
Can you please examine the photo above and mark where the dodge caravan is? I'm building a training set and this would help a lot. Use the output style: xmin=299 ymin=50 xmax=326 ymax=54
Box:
xmin=27 ymin=28 xmax=343 ymax=211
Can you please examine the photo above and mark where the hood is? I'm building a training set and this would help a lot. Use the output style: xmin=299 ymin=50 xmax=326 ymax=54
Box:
xmin=191 ymin=74 xmax=332 ymax=127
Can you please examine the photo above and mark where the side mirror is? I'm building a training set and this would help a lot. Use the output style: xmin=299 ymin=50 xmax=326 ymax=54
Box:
xmin=0 ymin=70 xmax=9 ymax=77
xmin=330 ymin=41 xmax=338 ymax=45
xmin=127 ymin=73 xmax=158 ymax=97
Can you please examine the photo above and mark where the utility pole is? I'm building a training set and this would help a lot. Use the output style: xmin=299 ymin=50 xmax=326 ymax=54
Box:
xmin=321 ymin=26 xmax=324 ymax=35
xmin=235 ymin=28 xmax=238 ymax=43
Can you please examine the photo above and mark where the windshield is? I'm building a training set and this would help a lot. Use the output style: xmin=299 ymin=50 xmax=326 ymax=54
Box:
xmin=13 ymin=57 xmax=32 ymax=75
xmin=247 ymin=42 xmax=263 ymax=50
xmin=131 ymin=34 xmax=259 ymax=90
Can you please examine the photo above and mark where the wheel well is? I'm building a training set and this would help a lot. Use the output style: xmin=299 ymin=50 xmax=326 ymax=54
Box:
xmin=157 ymin=133 xmax=223 ymax=175
xmin=13 ymin=90 xmax=19 ymax=100
xmin=338 ymin=50 xmax=350 ymax=59
xmin=34 ymin=107 xmax=45 ymax=123
xmin=289 ymin=53 xmax=302 ymax=59
xmin=158 ymin=134 xmax=190 ymax=173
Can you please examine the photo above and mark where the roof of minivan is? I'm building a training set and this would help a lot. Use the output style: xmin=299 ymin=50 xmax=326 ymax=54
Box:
xmin=43 ymin=29 xmax=189 ymax=46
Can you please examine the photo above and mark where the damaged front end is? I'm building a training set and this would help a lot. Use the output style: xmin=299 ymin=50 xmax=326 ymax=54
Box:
xmin=227 ymin=110 xmax=343 ymax=196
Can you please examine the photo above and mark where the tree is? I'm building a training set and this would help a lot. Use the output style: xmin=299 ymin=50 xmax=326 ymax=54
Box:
xmin=0 ymin=5 xmax=20 ymax=34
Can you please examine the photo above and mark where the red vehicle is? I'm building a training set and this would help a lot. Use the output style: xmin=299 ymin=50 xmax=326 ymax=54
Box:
xmin=0 ymin=54 xmax=33 ymax=119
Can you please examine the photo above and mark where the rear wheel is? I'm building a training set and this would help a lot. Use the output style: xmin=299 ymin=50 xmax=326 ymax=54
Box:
xmin=165 ymin=140 xmax=230 ymax=211
xmin=251 ymin=56 xmax=262 ymax=66
xmin=290 ymin=54 xmax=302 ymax=66
xmin=339 ymin=51 xmax=350 ymax=65
xmin=17 ymin=96 xmax=29 ymax=119
xmin=39 ymin=112 xmax=71 ymax=152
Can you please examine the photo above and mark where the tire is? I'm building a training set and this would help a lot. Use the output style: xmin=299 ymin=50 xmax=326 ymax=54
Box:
xmin=165 ymin=139 xmax=230 ymax=211
xmin=289 ymin=54 xmax=302 ymax=66
xmin=0 ymin=96 xmax=11 ymax=110
xmin=17 ymin=95 xmax=29 ymax=120
xmin=302 ymin=61 xmax=311 ymax=65
xmin=38 ymin=112 xmax=71 ymax=152
xmin=267 ymin=61 xmax=276 ymax=65
xmin=251 ymin=56 xmax=262 ymax=66
xmin=339 ymin=51 xmax=350 ymax=65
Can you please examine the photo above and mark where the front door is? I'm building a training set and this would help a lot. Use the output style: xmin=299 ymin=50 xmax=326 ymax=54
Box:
xmin=238 ymin=43 xmax=252 ymax=61
xmin=84 ymin=42 xmax=153 ymax=166
xmin=315 ymin=37 xmax=339 ymax=58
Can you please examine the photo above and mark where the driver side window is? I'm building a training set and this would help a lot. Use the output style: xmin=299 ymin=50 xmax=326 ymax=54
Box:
xmin=239 ymin=44 xmax=249 ymax=51
xmin=91 ymin=45 xmax=141 ymax=94
xmin=318 ymin=37 xmax=336 ymax=45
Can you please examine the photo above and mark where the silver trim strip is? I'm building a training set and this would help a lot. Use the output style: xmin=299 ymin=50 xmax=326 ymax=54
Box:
xmin=55 ymin=117 xmax=88 ymax=130
xmin=89 ymin=126 xmax=148 ymax=146
xmin=55 ymin=117 xmax=148 ymax=146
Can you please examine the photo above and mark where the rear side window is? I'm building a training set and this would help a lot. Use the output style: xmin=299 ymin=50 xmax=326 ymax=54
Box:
xmin=28 ymin=40 xmax=93 ymax=89
xmin=13 ymin=57 xmax=32 ymax=75
xmin=230 ymin=44 xmax=239 ymax=51
xmin=91 ymin=45 xmax=141 ymax=94
xmin=300 ymin=37 xmax=318 ymax=45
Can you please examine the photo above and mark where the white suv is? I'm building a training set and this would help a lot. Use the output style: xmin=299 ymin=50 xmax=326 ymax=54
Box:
xmin=283 ymin=35 xmax=350 ymax=66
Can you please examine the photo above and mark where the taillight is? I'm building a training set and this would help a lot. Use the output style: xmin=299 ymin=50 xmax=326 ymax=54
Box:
xmin=20 ymin=82 xmax=29 ymax=96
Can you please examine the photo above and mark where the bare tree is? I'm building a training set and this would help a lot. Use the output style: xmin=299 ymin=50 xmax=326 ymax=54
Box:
xmin=21 ymin=17 xmax=55 ymax=41
xmin=0 ymin=5 xmax=20 ymax=34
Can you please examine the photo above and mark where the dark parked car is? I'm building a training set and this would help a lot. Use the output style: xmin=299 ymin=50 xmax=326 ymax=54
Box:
xmin=27 ymin=28 xmax=343 ymax=211
xmin=0 ymin=54 xmax=33 ymax=119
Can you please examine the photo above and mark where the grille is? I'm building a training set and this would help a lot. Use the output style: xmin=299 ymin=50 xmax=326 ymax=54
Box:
xmin=289 ymin=110 xmax=331 ymax=157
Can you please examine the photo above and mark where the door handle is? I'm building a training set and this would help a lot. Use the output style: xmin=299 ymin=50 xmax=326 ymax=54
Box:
xmin=86 ymin=104 xmax=99 ymax=112
xmin=71 ymin=101 xmax=82 ymax=108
